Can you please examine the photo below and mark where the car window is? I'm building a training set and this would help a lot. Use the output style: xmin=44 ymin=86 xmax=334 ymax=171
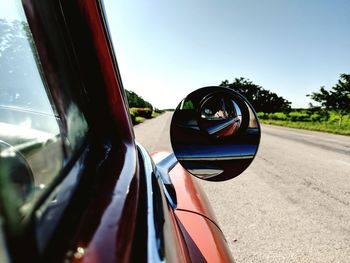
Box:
xmin=0 ymin=1 xmax=87 ymax=221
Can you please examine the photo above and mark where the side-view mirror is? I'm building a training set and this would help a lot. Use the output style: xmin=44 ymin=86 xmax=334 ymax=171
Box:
xmin=170 ymin=86 xmax=260 ymax=181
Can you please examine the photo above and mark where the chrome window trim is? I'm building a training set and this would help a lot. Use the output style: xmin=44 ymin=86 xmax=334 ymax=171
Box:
xmin=137 ymin=143 xmax=164 ymax=263
xmin=136 ymin=143 xmax=179 ymax=262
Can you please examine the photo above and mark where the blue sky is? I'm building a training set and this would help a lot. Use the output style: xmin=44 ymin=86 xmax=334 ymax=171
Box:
xmin=103 ymin=0 xmax=350 ymax=109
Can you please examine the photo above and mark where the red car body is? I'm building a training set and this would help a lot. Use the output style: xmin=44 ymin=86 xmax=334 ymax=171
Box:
xmin=0 ymin=0 xmax=234 ymax=262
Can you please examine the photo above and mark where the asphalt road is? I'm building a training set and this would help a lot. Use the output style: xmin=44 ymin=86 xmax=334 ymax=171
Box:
xmin=134 ymin=112 xmax=350 ymax=263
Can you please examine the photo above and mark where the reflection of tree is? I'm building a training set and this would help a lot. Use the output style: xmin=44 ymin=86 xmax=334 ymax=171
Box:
xmin=181 ymin=100 xmax=194 ymax=110
xmin=0 ymin=19 xmax=51 ymax=113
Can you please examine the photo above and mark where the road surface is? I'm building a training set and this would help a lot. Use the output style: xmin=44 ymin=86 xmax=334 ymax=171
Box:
xmin=134 ymin=112 xmax=350 ymax=263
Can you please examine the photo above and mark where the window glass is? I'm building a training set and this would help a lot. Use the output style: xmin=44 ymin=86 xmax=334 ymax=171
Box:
xmin=0 ymin=1 xmax=85 ymax=219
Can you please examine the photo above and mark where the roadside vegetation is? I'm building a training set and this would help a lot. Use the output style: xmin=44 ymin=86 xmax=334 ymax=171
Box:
xmin=221 ymin=74 xmax=350 ymax=135
xmin=258 ymin=111 xmax=350 ymax=135
xmin=125 ymin=90 xmax=165 ymax=125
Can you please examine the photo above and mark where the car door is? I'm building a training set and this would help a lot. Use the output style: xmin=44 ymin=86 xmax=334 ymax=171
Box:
xmin=0 ymin=0 xmax=197 ymax=262
xmin=0 ymin=0 xmax=141 ymax=261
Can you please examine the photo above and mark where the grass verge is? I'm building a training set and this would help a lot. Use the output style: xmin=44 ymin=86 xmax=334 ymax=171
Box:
xmin=261 ymin=120 xmax=350 ymax=136
xmin=131 ymin=108 xmax=166 ymax=125
xmin=151 ymin=111 xmax=163 ymax=118
xmin=134 ymin=116 xmax=145 ymax=124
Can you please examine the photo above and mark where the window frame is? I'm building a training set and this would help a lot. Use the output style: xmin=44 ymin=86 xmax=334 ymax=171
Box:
xmin=0 ymin=0 xmax=139 ymax=261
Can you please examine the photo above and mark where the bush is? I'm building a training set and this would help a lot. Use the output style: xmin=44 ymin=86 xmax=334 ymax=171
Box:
xmin=288 ymin=111 xmax=310 ymax=122
xmin=310 ymin=113 xmax=322 ymax=122
xmin=257 ymin=112 xmax=266 ymax=119
xmin=130 ymin=107 xmax=153 ymax=119
xmin=268 ymin=112 xmax=288 ymax=120
xmin=154 ymin=108 xmax=165 ymax=114
xmin=129 ymin=110 xmax=136 ymax=124
xmin=135 ymin=116 xmax=145 ymax=123
xmin=258 ymin=109 xmax=350 ymax=135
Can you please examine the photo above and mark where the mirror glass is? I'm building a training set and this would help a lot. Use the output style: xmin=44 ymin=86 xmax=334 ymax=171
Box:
xmin=170 ymin=86 xmax=260 ymax=181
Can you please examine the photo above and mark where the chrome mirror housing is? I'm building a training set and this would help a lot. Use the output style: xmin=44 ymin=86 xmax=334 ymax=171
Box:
xmin=170 ymin=86 xmax=260 ymax=181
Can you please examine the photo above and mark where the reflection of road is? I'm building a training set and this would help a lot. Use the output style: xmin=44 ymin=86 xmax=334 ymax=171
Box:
xmin=135 ymin=113 xmax=350 ymax=263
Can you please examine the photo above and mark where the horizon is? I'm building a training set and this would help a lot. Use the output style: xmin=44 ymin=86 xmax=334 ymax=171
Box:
xmin=125 ymin=74 xmax=341 ymax=110
xmin=103 ymin=0 xmax=350 ymax=110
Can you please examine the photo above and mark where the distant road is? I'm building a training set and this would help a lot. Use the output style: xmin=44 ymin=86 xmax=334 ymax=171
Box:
xmin=134 ymin=112 xmax=350 ymax=263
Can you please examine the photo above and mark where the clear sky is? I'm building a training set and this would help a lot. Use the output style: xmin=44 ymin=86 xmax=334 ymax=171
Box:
xmin=103 ymin=0 xmax=350 ymax=109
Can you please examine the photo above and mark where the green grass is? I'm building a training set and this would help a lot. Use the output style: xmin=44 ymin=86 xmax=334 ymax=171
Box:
xmin=130 ymin=108 xmax=165 ymax=125
xmin=134 ymin=116 xmax=145 ymax=124
xmin=151 ymin=112 xmax=160 ymax=118
xmin=257 ymin=110 xmax=350 ymax=135
xmin=260 ymin=119 xmax=350 ymax=136
xmin=151 ymin=111 xmax=166 ymax=118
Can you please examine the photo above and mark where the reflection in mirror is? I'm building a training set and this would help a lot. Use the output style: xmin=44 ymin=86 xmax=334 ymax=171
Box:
xmin=170 ymin=86 xmax=260 ymax=181
xmin=200 ymin=94 xmax=242 ymax=138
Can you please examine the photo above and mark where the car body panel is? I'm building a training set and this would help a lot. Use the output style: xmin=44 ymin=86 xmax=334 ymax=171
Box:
xmin=152 ymin=152 xmax=234 ymax=262
xmin=176 ymin=210 xmax=234 ymax=263
xmin=67 ymin=143 xmax=139 ymax=263
xmin=171 ymin=162 xmax=219 ymax=224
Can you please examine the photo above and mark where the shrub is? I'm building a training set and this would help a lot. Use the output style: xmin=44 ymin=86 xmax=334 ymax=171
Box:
xmin=288 ymin=111 xmax=310 ymax=122
xmin=135 ymin=116 xmax=145 ymax=123
xmin=154 ymin=108 xmax=165 ymax=114
xmin=257 ymin=112 xmax=266 ymax=119
xmin=310 ymin=113 xmax=322 ymax=122
xmin=130 ymin=107 xmax=153 ymax=119
xmin=129 ymin=110 xmax=136 ymax=124
xmin=270 ymin=112 xmax=288 ymax=120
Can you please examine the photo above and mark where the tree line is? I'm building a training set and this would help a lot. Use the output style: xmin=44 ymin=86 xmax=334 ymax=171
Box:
xmin=221 ymin=74 xmax=350 ymax=127
xmin=125 ymin=89 xmax=153 ymax=109
xmin=123 ymin=73 xmax=349 ymax=127
xmin=220 ymin=78 xmax=291 ymax=113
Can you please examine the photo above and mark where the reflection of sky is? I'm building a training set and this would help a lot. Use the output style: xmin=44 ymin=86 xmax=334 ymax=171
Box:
xmin=174 ymin=144 xmax=257 ymax=159
xmin=0 ymin=1 xmax=25 ymax=21
xmin=233 ymin=101 xmax=241 ymax=116
xmin=0 ymin=1 xmax=55 ymax=114
xmin=0 ymin=1 xmax=60 ymax=137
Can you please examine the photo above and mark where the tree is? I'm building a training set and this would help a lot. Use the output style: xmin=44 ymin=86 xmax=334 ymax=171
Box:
xmin=220 ymin=78 xmax=291 ymax=113
xmin=308 ymin=74 xmax=350 ymax=126
xmin=125 ymin=89 xmax=153 ymax=109
xmin=0 ymin=19 xmax=51 ymax=113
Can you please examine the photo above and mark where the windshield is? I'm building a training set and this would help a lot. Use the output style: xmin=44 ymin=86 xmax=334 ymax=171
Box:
xmin=0 ymin=1 xmax=63 ymax=218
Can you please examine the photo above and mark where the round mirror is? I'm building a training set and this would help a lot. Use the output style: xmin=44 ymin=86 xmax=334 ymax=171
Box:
xmin=170 ymin=86 xmax=260 ymax=181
